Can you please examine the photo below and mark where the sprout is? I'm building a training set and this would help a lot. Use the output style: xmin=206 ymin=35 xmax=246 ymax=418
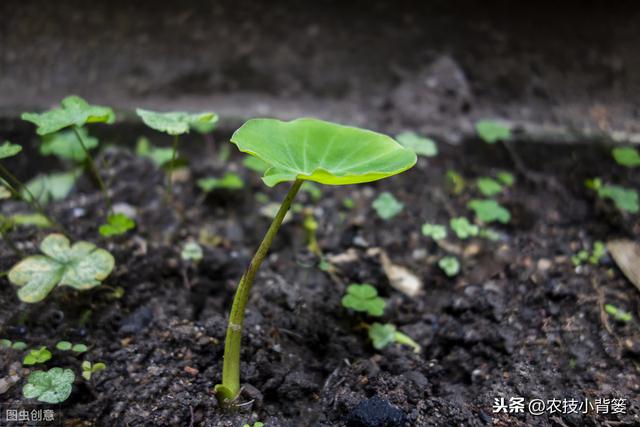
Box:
xmin=81 ymin=361 xmax=107 ymax=381
xmin=99 ymin=213 xmax=136 ymax=237
xmin=612 ymin=147 xmax=640 ymax=168
xmin=439 ymin=256 xmax=460 ymax=277
xmin=181 ymin=241 xmax=204 ymax=262
xmin=396 ymin=131 xmax=438 ymax=157
xmin=421 ymin=223 xmax=447 ymax=240
xmin=1 ymin=339 xmax=28 ymax=350
xmin=572 ymin=241 xmax=606 ymax=266
xmin=449 ymin=217 xmax=479 ymax=239
xmin=8 ymin=234 xmax=115 ymax=303
xmin=23 ymin=368 xmax=75 ymax=404
xmin=23 ymin=347 xmax=52 ymax=366
xmin=468 ymin=199 xmax=511 ymax=224
xmin=197 ymin=173 xmax=244 ymax=192
xmin=475 ymin=119 xmax=511 ymax=144
xmin=372 ymin=192 xmax=404 ymax=220
xmin=341 ymin=284 xmax=386 ymax=316
xmin=215 ymin=118 xmax=415 ymax=403
xmin=55 ymin=341 xmax=73 ymax=351
xmin=368 ymin=323 xmax=420 ymax=353
xmin=604 ymin=304 xmax=632 ymax=323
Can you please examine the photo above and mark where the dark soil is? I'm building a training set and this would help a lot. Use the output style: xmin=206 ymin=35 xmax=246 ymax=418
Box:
xmin=1 ymin=129 xmax=639 ymax=426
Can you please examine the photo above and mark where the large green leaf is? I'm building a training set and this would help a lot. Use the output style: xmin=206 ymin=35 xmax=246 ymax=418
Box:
xmin=22 ymin=96 xmax=115 ymax=135
xmin=8 ymin=233 xmax=115 ymax=303
xmin=40 ymin=128 xmax=98 ymax=162
xmin=0 ymin=141 xmax=22 ymax=159
xmin=23 ymin=367 xmax=75 ymax=404
xmin=230 ymin=118 xmax=417 ymax=187
xmin=137 ymin=109 xmax=218 ymax=136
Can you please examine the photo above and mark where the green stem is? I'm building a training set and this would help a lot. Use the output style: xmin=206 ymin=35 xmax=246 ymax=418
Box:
xmin=0 ymin=163 xmax=59 ymax=229
xmin=215 ymin=179 xmax=303 ymax=403
xmin=167 ymin=134 xmax=180 ymax=200
xmin=72 ymin=126 xmax=111 ymax=212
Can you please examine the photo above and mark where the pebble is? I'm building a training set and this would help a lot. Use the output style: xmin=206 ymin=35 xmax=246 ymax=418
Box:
xmin=537 ymin=258 xmax=552 ymax=272
xmin=346 ymin=396 xmax=408 ymax=427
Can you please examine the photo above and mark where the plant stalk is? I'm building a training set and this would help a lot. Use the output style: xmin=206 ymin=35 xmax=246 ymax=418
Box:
xmin=216 ymin=179 xmax=303 ymax=403
xmin=72 ymin=126 xmax=112 ymax=212
xmin=167 ymin=134 xmax=180 ymax=200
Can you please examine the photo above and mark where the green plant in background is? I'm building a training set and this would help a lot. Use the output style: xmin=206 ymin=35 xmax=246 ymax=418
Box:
xmin=572 ymin=241 xmax=606 ymax=266
xmin=99 ymin=213 xmax=136 ymax=237
xmin=450 ymin=217 xmax=479 ymax=239
xmin=446 ymin=170 xmax=465 ymax=195
xmin=342 ymin=197 xmax=355 ymax=210
xmin=612 ymin=146 xmax=640 ymax=167
xmin=300 ymin=182 xmax=323 ymax=201
xmin=25 ymin=170 xmax=80 ymax=205
xmin=136 ymin=108 xmax=218 ymax=199
xmin=136 ymin=137 xmax=175 ymax=168
xmin=242 ymin=156 xmax=270 ymax=173
xmin=368 ymin=323 xmax=420 ymax=353
xmin=23 ymin=367 xmax=75 ymax=404
xmin=476 ymin=177 xmax=504 ymax=197
xmin=1 ymin=339 xmax=28 ymax=350
xmin=181 ymin=241 xmax=204 ymax=263
xmin=22 ymin=96 xmax=115 ymax=211
xmin=197 ymin=172 xmax=244 ymax=192
xmin=40 ymin=128 xmax=99 ymax=162
xmin=23 ymin=346 xmax=52 ymax=365
xmin=586 ymin=178 xmax=639 ymax=213
xmin=475 ymin=119 xmax=511 ymax=144
xmin=302 ymin=209 xmax=321 ymax=256
xmin=8 ymin=233 xmax=115 ymax=303
xmin=396 ymin=131 xmax=438 ymax=157
xmin=497 ymin=171 xmax=515 ymax=187
xmin=604 ymin=304 xmax=632 ymax=323
xmin=81 ymin=361 xmax=107 ymax=381
xmin=421 ymin=223 xmax=447 ymax=240
xmin=214 ymin=117 xmax=416 ymax=403
xmin=439 ymin=256 xmax=460 ymax=277
xmin=372 ymin=192 xmax=404 ymax=220
xmin=468 ymin=199 xmax=511 ymax=223
xmin=341 ymin=284 xmax=385 ymax=316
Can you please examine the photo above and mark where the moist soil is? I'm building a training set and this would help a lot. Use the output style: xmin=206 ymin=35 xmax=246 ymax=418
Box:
xmin=0 ymin=131 xmax=639 ymax=426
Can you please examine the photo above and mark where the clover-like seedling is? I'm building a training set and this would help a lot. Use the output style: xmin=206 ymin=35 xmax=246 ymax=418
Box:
xmin=23 ymin=367 xmax=75 ymax=404
xmin=368 ymin=323 xmax=421 ymax=353
xmin=215 ymin=117 xmax=416 ymax=403
xmin=8 ymin=233 xmax=115 ymax=303
xmin=396 ymin=131 xmax=438 ymax=157
xmin=137 ymin=109 xmax=218 ymax=199
xmin=22 ymin=96 xmax=115 ymax=211
xmin=99 ymin=213 xmax=136 ymax=237
xmin=468 ymin=199 xmax=511 ymax=224
xmin=421 ymin=223 xmax=447 ymax=240
xmin=56 ymin=341 xmax=88 ymax=353
xmin=439 ymin=256 xmax=460 ymax=277
xmin=450 ymin=217 xmax=479 ymax=240
xmin=23 ymin=346 xmax=52 ymax=366
xmin=181 ymin=241 xmax=204 ymax=263
xmin=612 ymin=147 xmax=640 ymax=168
xmin=476 ymin=177 xmax=503 ymax=197
xmin=475 ymin=119 xmax=511 ymax=144
xmin=372 ymin=192 xmax=404 ymax=220
xmin=341 ymin=284 xmax=385 ymax=316
xmin=197 ymin=173 xmax=244 ymax=192
xmin=81 ymin=361 xmax=106 ymax=381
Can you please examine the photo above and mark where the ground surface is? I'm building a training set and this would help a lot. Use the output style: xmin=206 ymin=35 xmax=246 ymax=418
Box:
xmin=0 ymin=130 xmax=639 ymax=426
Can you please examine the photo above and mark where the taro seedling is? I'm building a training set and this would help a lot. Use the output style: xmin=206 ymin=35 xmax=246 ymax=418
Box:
xmin=450 ymin=217 xmax=479 ymax=239
xmin=215 ymin=117 xmax=416 ymax=403
xmin=23 ymin=367 xmax=75 ymax=404
xmin=81 ymin=361 xmax=107 ymax=381
xmin=585 ymin=178 xmax=639 ymax=214
xmin=23 ymin=347 xmax=52 ymax=365
xmin=197 ymin=172 xmax=244 ymax=192
xmin=22 ymin=96 xmax=115 ymax=210
xmin=421 ymin=223 xmax=447 ymax=240
xmin=368 ymin=322 xmax=421 ymax=353
xmin=475 ymin=119 xmax=511 ymax=144
xmin=604 ymin=304 xmax=632 ymax=323
xmin=468 ymin=199 xmax=511 ymax=224
xmin=8 ymin=233 xmax=115 ymax=303
xmin=396 ymin=131 xmax=438 ymax=157
xmin=99 ymin=213 xmax=136 ymax=237
xmin=439 ymin=256 xmax=460 ymax=277
xmin=612 ymin=146 xmax=640 ymax=167
xmin=372 ymin=192 xmax=404 ymax=220
xmin=341 ymin=284 xmax=386 ymax=316
xmin=136 ymin=108 xmax=218 ymax=198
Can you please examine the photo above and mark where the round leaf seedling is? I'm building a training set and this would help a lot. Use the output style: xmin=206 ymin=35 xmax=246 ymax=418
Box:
xmin=215 ymin=117 xmax=416 ymax=404
xmin=341 ymin=284 xmax=386 ymax=316
xmin=23 ymin=367 xmax=75 ymax=404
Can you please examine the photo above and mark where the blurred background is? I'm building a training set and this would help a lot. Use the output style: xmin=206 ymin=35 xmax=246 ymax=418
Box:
xmin=2 ymin=0 xmax=639 ymax=143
